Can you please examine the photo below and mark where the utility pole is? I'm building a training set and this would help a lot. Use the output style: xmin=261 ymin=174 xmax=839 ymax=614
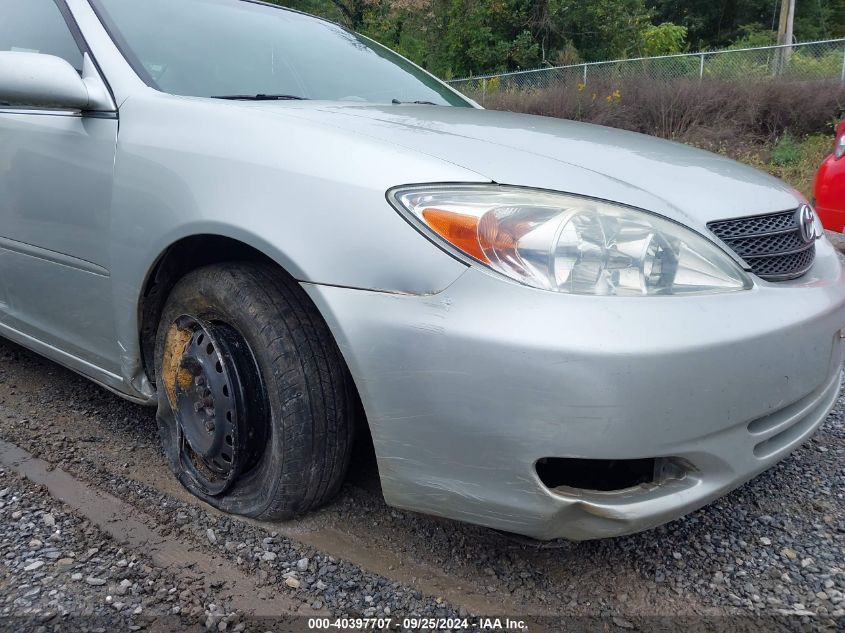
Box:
xmin=775 ymin=0 xmax=795 ymax=75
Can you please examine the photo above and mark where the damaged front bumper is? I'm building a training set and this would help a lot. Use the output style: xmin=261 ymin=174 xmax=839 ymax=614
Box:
xmin=304 ymin=238 xmax=845 ymax=540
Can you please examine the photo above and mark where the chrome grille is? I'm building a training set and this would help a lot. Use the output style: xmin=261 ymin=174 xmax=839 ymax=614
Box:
xmin=707 ymin=209 xmax=816 ymax=281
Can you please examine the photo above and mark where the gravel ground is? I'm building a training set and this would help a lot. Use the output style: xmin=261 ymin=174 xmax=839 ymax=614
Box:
xmin=0 ymin=331 xmax=843 ymax=631
xmin=0 ymin=467 xmax=239 ymax=631
xmin=78 ymin=472 xmax=469 ymax=622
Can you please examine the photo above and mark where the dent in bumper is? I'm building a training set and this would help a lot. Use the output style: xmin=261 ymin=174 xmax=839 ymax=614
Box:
xmin=303 ymin=242 xmax=845 ymax=540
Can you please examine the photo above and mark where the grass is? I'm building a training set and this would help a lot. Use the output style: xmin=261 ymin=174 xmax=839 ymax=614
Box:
xmin=713 ymin=134 xmax=831 ymax=199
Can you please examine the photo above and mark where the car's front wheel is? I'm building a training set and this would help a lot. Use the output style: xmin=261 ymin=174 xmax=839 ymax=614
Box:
xmin=154 ymin=262 xmax=355 ymax=519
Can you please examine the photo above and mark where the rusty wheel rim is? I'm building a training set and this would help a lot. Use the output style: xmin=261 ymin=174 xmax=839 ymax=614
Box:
xmin=171 ymin=314 xmax=267 ymax=496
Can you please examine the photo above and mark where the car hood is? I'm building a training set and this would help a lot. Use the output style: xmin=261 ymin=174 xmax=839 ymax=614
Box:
xmin=249 ymin=102 xmax=801 ymax=235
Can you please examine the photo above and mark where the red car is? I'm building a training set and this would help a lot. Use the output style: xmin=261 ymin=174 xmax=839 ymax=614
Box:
xmin=813 ymin=118 xmax=845 ymax=231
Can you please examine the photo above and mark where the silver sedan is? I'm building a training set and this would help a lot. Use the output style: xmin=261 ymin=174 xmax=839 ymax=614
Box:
xmin=1 ymin=0 xmax=842 ymax=540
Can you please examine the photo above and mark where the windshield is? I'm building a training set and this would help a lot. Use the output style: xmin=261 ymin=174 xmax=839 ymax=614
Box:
xmin=91 ymin=0 xmax=470 ymax=107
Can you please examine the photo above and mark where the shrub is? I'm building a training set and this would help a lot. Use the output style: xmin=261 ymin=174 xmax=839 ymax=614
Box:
xmin=468 ymin=77 xmax=845 ymax=145
xmin=787 ymin=50 xmax=844 ymax=79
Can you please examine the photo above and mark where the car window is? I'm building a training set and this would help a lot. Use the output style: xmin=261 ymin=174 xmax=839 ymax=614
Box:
xmin=91 ymin=0 xmax=471 ymax=107
xmin=0 ymin=0 xmax=84 ymax=74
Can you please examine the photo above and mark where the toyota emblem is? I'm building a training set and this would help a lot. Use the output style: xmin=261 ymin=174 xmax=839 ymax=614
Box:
xmin=797 ymin=204 xmax=818 ymax=244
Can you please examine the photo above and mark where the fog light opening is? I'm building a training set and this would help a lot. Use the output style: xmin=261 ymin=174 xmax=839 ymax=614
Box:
xmin=536 ymin=457 xmax=684 ymax=493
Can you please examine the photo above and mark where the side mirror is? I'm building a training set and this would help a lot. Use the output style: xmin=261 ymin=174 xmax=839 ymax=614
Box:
xmin=0 ymin=51 xmax=91 ymax=109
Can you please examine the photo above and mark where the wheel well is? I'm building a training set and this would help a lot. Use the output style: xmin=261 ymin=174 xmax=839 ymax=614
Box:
xmin=139 ymin=235 xmax=275 ymax=387
xmin=141 ymin=235 xmax=378 ymax=492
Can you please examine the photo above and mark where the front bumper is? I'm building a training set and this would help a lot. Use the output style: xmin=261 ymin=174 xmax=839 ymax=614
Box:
xmin=304 ymin=238 xmax=845 ymax=540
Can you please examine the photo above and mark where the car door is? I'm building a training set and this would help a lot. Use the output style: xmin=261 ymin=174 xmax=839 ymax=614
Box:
xmin=0 ymin=0 xmax=121 ymax=373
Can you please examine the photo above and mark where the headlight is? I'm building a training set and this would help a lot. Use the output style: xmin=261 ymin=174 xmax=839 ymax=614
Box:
xmin=390 ymin=185 xmax=752 ymax=296
xmin=835 ymin=134 xmax=845 ymax=160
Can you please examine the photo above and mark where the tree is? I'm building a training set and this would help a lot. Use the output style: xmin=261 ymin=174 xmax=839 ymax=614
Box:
xmin=443 ymin=0 xmax=543 ymax=76
xmin=268 ymin=0 xmax=845 ymax=78
xmin=646 ymin=0 xmax=774 ymax=49
xmin=559 ymin=0 xmax=654 ymax=61
xmin=646 ymin=0 xmax=845 ymax=50
xmin=280 ymin=0 xmax=367 ymax=28
xmin=793 ymin=0 xmax=845 ymax=40
xmin=639 ymin=22 xmax=688 ymax=56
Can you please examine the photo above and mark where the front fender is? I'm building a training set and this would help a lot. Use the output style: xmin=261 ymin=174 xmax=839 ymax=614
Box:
xmin=106 ymin=92 xmax=479 ymax=398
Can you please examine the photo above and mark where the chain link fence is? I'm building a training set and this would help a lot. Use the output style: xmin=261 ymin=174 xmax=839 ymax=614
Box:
xmin=449 ymin=39 xmax=845 ymax=103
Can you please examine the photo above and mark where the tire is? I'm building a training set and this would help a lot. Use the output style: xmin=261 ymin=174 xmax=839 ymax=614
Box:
xmin=154 ymin=262 xmax=355 ymax=520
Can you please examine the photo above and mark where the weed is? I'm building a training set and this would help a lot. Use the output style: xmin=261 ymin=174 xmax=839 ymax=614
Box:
xmin=770 ymin=134 xmax=802 ymax=166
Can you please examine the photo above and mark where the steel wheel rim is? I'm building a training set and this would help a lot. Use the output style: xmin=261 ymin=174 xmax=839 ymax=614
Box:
xmin=172 ymin=314 xmax=268 ymax=496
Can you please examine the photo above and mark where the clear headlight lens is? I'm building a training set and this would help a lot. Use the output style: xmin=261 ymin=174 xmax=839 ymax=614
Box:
xmin=391 ymin=186 xmax=752 ymax=296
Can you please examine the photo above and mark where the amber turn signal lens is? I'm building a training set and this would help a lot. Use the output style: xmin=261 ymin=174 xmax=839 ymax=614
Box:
xmin=421 ymin=208 xmax=489 ymax=262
